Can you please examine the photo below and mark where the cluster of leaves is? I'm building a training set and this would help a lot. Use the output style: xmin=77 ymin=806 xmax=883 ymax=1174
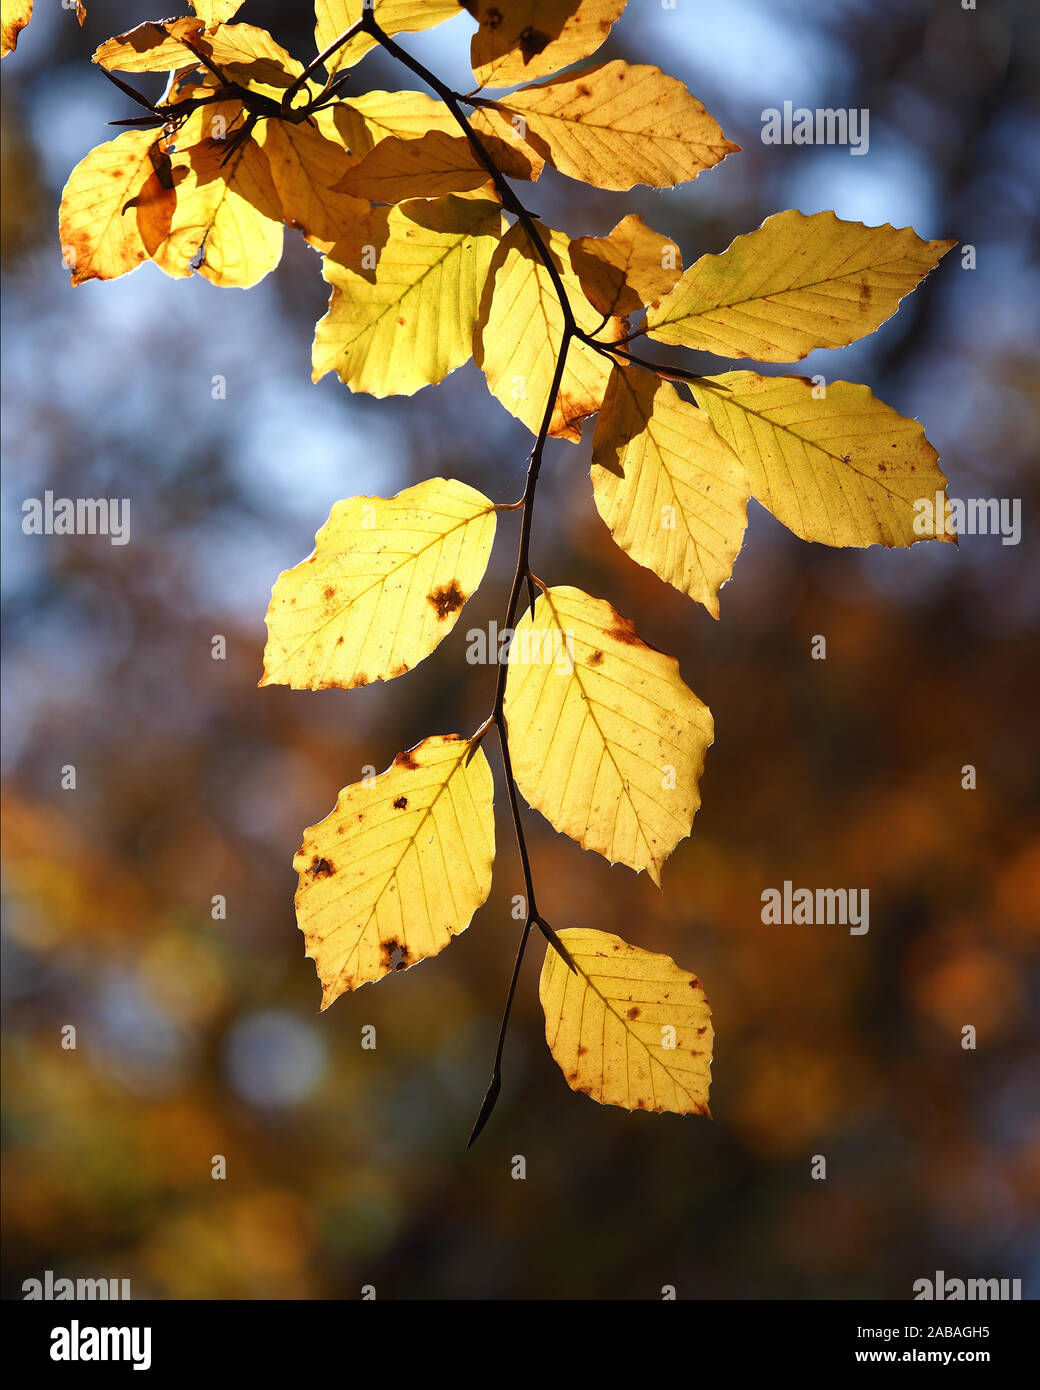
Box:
xmin=49 ymin=0 xmax=955 ymax=1137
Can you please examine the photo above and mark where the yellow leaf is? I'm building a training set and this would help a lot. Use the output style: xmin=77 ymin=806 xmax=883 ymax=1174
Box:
xmin=315 ymin=0 xmax=462 ymax=76
xmin=2 ymin=0 xmax=32 ymax=58
xmin=328 ymin=91 xmax=545 ymax=177
xmin=151 ymin=103 xmax=284 ymax=287
xmin=296 ymin=734 xmax=495 ymax=1006
xmin=58 ymin=130 xmax=178 ymax=285
xmin=259 ymin=108 xmax=368 ymax=247
xmin=95 ymin=21 xmax=302 ymax=90
xmin=334 ymin=129 xmax=534 ymax=202
xmin=332 ymin=89 xmax=461 ymax=153
xmin=466 ymin=0 xmax=626 ymax=89
xmin=540 ymin=928 xmax=712 ymax=1115
xmin=313 ymin=194 xmax=503 ymax=396
xmin=475 ymin=221 xmax=621 ymax=442
xmin=190 ymin=1 xmax=242 ymax=22
xmin=496 ymin=61 xmax=739 ymax=191
xmin=592 ymin=364 xmax=749 ymax=618
xmin=261 ymin=478 xmax=497 ymax=690
xmin=570 ymin=214 xmax=683 ymax=318
xmin=503 ymin=586 xmax=713 ymax=884
xmin=645 ymin=210 xmax=955 ymax=361
xmin=691 ymin=372 xmax=955 ymax=548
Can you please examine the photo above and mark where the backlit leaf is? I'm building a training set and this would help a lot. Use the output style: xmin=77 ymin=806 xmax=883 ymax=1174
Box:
xmin=261 ymin=478 xmax=497 ymax=690
xmin=592 ymin=364 xmax=749 ymax=617
xmin=315 ymin=0 xmax=462 ymax=76
xmin=1 ymin=0 xmax=32 ymax=58
xmin=259 ymin=107 xmax=368 ymax=248
xmin=331 ymin=89 xmax=461 ymax=153
xmin=95 ymin=20 xmax=301 ymax=89
xmin=503 ymin=586 xmax=713 ymax=884
xmin=466 ymin=0 xmax=626 ymax=89
xmin=691 ymin=371 xmax=955 ymax=548
xmin=570 ymin=214 xmax=682 ymax=318
xmin=334 ymin=128 xmax=536 ymax=203
xmin=313 ymin=194 xmax=503 ymax=396
xmin=645 ymin=210 xmax=955 ymax=361
xmin=540 ymin=928 xmax=712 ymax=1114
xmin=58 ymin=130 xmax=178 ymax=285
xmin=475 ymin=221 xmax=621 ymax=442
xmin=496 ymin=61 xmax=739 ymax=191
xmin=150 ymin=103 xmax=284 ymax=287
xmin=191 ymin=1 xmax=242 ymax=22
xmin=296 ymin=734 xmax=495 ymax=1007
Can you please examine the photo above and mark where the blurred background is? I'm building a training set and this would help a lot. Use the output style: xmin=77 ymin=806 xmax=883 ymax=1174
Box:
xmin=2 ymin=0 xmax=1038 ymax=1300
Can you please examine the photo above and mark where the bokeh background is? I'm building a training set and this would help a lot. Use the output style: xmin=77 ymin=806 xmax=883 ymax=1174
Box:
xmin=3 ymin=0 xmax=1038 ymax=1299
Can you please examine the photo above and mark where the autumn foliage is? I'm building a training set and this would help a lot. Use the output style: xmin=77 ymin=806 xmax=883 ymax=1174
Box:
xmin=43 ymin=0 xmax=956 ymax=1136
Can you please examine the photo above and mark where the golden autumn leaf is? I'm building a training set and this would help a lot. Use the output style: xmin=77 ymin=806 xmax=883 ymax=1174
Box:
xmin=466 ymin=0 xmax=626 ymax=89
xmin=334 ymin=128 xmax=536 ymax=203
xmin=58 ymin=130 xmax=179 ymax=285
xmin=148 ymin=102 xmax=284 ymax=287
xmin=691 ymin=372 xmax=955 ymax=548
xmin=191 ymin=0 xmax=242 ymax=22
xmin=475 ymin=222 xmax=621 ymax=442
xmin=332 ymin=89 xmax=461 ymax=153
xmin=259 ymin=107 xmax=368 ymax=248
xmin=540 ymin=928 xmax=712 ymax=1115
xmin=261 ymin=478 xmax=497 ymax=690
xmin=333 ymin=90 xmax=545 ymax=176
xmin=95 ymin=20 xmax=301 ymax=91
xmin=1 ymin=0 xmax=32 ymax=57
xmin=570 ymin=214 xmax=683 ymax=319
xmin=296 ymin=734 xmax=495 ymax=1007
xmin=645 ymin=210 xmax=956 ymax=362
xmin=315 ymin=0 xmax=462 ymax=75
xmin=592 ymin=364 xmax=749 ymax=618
xmin=503 ymin=586 xmax=713 ymax=884
xmin=314 ymin=194 xmax=502 ymax=396
xmin=495 ymin=61 xmax=739 ymax=192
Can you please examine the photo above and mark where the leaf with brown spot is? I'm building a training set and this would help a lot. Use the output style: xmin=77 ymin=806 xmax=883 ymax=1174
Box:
xmin=494 ymin=61 xmax=739 ymax=191
xmin=690 ymin=372 xmax=956 ymax=548
xmin=466 ymin=0 xmax=627 ymax=89
xmin=59 ymin=129 xmax=180 ymax=285
xmin=645 ymin=210 xmax=955 ymax=361
xmin=1 ymin=0 xmax=32 ymax=58
xmin=540 ymin=928 xmax=713 ymax=1115
xmin=261 ymin=477 xmax=497 ymax=690
xmin=296 ymin=733 xmax=495 ymax=1006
